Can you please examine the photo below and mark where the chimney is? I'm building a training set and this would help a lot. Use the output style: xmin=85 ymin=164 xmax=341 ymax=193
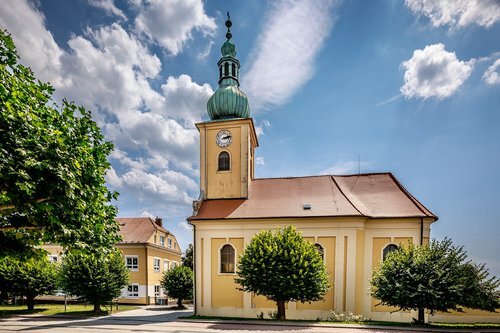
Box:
xmin=155 ymin=217 xmax=163 ymax=228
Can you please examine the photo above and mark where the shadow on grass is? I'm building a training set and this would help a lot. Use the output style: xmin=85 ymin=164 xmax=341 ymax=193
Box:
xmin=0 ymin=308 xmax=46 ymax=317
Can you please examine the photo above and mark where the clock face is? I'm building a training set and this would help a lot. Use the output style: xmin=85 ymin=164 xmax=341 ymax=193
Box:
xmin=216 ymin=130 xmax=232 ymax=147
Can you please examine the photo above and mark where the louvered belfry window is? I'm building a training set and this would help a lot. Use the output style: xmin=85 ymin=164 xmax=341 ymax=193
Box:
xmin=220 ymin=244 xmax=235 ymax=273
xmin=218 ymin=151 xmax=230 ymax=171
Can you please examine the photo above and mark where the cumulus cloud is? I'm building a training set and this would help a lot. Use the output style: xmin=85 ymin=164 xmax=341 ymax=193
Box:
xmin=321 ymin=160 xmax=375 ymax=175
xmin=88 ymin=0 xmax=126 ymax=20
xmin=405 ymin=0 xmax=500 ymax=28
xmin=482 ymin=59 xmax=500 ymax=85
xmin=134 ymin=0 xmax=216 ymax=55
xmin=255 ymin=157 xmax=265 ymax=166
xmin=400 ymin=43 xmax=474 ymax=99
xmin=255 ymin=119 xmax=271 ymax=137
xmin=242 ymin=0 xmax=339 ymax=111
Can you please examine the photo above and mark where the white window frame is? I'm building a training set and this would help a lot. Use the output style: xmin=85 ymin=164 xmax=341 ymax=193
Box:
xmin=160 ymin=235 xmax=165 ymax=247
xmin=163 ymin=259 xmax=170 ymax=271
xmin=48 ymin=254 xmax=58 ymax=263
xmin=153 ymin=257 xmax=161 ymax=272
xmin=125 ymin=255 xmax=139 ymax=271
xmin=167 ymin=238 xmax=172 ymax=249
xmin=127 ymin=284 xmax=139 ymax=298
xmin=219 ymin=243 xmax=237 ymax=275
xmin=154 ymin=285 xmax=161 ymax=298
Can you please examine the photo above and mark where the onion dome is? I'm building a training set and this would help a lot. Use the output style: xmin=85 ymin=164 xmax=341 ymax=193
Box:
xmin=207 ymin=13 xmax=250 ymax=120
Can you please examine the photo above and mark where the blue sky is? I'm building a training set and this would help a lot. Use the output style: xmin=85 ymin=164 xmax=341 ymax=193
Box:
xmin=1 ymin=0 xmax=499 ymax=275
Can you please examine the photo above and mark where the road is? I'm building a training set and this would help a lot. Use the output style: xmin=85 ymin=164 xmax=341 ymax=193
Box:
xmin=0 ymin=306 xmax=495 ymax=333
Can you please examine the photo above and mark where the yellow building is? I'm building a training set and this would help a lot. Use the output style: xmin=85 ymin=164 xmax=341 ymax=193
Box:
xmin=44 ymin=217 xmax=182 ymax=305
xmin=187 ymin=16 xmax=499 ymax=323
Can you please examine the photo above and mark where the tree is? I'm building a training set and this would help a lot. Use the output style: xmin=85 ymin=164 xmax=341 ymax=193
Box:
xmin=161 ymin=265 xmax=193 ymax=308
xmin=236 ymin=226 xmax=330 ymax=320
xmin=0 ymin=255 xmax=58 ymax=310
xmin=182 ymin=243 xmax=193 ymax=270
xmin=371 ymin=238 xmax=500 ymax=324
xmin=59 ymin=249 xmax=128 ymax=313
xmin=0 ymin=29 xmax=120 ymax=255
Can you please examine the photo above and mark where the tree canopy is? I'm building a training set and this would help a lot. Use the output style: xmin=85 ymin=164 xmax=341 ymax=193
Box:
xmin=371 ymin=238 xmax=500 ymax=324
xmin=161 ymin=265 xmax=193 ymax=308
xmin=59 ymin=249 xmax=129 ymax=313
xmin=236 ymin=226 xmax=329 ymax=320
xmin=0 ymin=29 xmax=120 ymax=254
xmin=182 ymin=243 xmax=193 ymax=270
xmin=0 ymin=255 xmax=58 ymax=310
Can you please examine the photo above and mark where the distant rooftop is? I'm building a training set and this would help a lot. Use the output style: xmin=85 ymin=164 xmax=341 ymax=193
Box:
xmin=117 ymin=217 xmax=169 ymax=244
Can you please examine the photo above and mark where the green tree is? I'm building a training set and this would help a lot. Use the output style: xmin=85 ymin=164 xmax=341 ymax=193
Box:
xmin=0 ymin=255 xmax=58 ymax=310
xmin=59 ymin=250 xmax=129 ymax=313
xmin=371 ymin=238 xmax=500 ymax=324
xmin=161 ymin=265 xmax=193 ymax=308
xmin=236 ymin=226 xmax=330 ymax=320
xmin=182 ymin=243 xmax=193 ymax=270
xmin=0 ymin=29 xmax=120 ymax=255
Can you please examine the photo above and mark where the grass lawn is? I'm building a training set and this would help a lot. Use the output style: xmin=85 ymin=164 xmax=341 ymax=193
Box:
xmin=0 ymin=304 xmax=139 ymax=317
xmin=183 ymin=315 xmax=500 ymax=329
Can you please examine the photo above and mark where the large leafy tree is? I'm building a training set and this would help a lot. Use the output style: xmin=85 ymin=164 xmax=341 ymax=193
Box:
xmin=0 ymin=29 xmax=120 ymax=254
xmin=182 ymin=243 xmax=193 ymax=270
xmin=161 ymin=265 xmax=193 ymax=308
xmin=371 ymin=238 xmax=500 ymax=324
xmin=0 ymin=255 xmax=58 ymax=310
xmin=236 ymin=226 xmax=330 ymax=320
xmin=59 ymin=250 xmax=129 ymax=313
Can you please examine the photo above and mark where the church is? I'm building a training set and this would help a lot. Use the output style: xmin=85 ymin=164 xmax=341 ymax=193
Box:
xmin=187 ymin=17 xmax=498 ymax=323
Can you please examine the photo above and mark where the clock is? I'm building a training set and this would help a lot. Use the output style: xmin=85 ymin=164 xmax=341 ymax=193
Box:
xmin=216 ymin=130 xmax=232 ymax=147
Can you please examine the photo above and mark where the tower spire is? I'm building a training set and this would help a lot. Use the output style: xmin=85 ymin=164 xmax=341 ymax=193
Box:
xmin=207 ymin=13 xmax=250 ymax=120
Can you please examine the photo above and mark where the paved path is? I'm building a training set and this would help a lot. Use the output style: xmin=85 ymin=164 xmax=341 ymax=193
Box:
xmin=0 ymin=305 xmax=498 ymax=333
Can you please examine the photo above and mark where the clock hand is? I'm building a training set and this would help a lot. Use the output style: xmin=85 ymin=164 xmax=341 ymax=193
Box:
xmin=222 ymin=135 xmax=231 ymax=140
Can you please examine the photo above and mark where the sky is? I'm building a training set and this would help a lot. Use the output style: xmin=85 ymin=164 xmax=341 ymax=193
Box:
xmin=1 ymin=0 xmax=499 ymax=275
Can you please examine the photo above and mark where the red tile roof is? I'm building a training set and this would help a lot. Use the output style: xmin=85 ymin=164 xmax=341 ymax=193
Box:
xmin=116 ymin=217 xmax=169 ymax=243
xmin=189 ymin=173 xmax=436 ymax=221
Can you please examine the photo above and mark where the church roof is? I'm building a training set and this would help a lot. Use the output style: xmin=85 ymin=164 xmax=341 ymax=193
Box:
xmin=189 ymin=173 xmax=436 ymax=221
xmin=116 ymin=217 xmax=169 ymax=243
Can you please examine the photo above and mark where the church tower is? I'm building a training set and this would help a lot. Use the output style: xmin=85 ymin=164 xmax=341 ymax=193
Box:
xmin=195 ymin=14 xmax=258 ymax=202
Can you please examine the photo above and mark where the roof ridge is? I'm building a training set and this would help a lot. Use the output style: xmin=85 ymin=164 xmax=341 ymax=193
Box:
xmin=388 ymin=173 xmax=435 ymax=218
xmin=330 ymin=175 xmax=364 ymax=216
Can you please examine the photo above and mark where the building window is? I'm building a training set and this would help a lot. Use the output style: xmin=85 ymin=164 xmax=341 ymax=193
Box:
xmin=231 ymin=63 xmax=236 ymax=76
xmin=224 ymin=62 xmax=229 ymax=76
xmin=160 ymin=236 xmax=165 ymax=247
xmin=164 ymin=259 xmax=170 ymax=271
xmin=125 ymin=256 xmax=139 ymax=271
xmin=172 ymin=261 xmax=178 ymax=268
xmin=154 ymin=258 xmax=161 ymax=272
xmin=383 ymin=244 xmax=399 ymax=261
xmin=218 ymin=151 xmax=230 ymax=171
xmin=154 ymin=285 xmax=161 ymax=298
xmin=314 ymin=243 xmax=324 ymax=261
xmin=220 ymin=244 xmax=235 ymax=273
xmin=48 ymin=255 xmax=58 ymax=263
xmin=127 ymin=284 xmax=139 ymax=298
xmin=168 ymin=238 xmax=172 ymax=249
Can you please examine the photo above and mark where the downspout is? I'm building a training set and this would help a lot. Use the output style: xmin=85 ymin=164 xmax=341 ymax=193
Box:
xmin=420 ymin=218 xmax=424 ymax=245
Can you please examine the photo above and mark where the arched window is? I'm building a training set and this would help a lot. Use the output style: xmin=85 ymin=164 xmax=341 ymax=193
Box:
xmin=315 ymin=243 xmax=324 ymax=261
xmin=224 ymin=62 xmax=229 ymax=76
xmin=218 ymin=151 xmax=230 ymax=171
xmin=231 ymin=63 xmax=236 ymax=77
xmin=383 ymin=244 xmax=399 ymax=261
xmin=220 ymin=244 xmax=235 ymax=273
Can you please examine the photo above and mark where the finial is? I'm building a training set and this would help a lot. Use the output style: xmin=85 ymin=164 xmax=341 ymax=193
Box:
xmin=225 ymin=12 xmax=232 ymax=40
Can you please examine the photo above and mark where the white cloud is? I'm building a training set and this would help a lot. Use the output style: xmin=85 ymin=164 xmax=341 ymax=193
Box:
xmin=242 ymin=0 xmax=339 ymax=111
xmin=255 ymin=119 xmax=271 ymax=137
xmin=134 ymin=0 xmax=216 ymax=55
xmin=405 ymin=0 xmax=500 ymax=28
xmin=321 ymin=160 xmax=374 ymax=175
xmin=255 ymin=157 xmax=265 ymax=166
xmin=0 ymin=0 xmax=63 ymax=85
xmin=482 ymin=59 xmax=500 ymax=85
xmin=178 ymin=221 xmax=192 ymax=232
xmin=88 ymin=0 xmax=126 ymax=20
xmin=400 ymin=43 xmax=474 ymax=99
xmin=197 ymin=40 xmax=214 ymax=59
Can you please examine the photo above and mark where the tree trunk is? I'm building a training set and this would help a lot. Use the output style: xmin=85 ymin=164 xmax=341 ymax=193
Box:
xmin=177 ymin=298 xmax=183 ymax=308
xmin=417 ymin=307 xmax=425 ymax=324
xmin=26 ymin=296 xmax=35 ymax=311
xmin=277 ymin=300 xmax=286 ymax=320
xmin=93 ymin=300 xmax=101 ymax=313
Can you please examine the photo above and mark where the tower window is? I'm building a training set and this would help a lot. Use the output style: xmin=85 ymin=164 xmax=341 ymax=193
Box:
xmin=220 ymin=244 xmax=235 ymax=273
xmin=383 ymin=244 xmax=399 ymax=261
xmin=231 ymin=63 xmax=236 ymax=77
xmin=218 ymin=151 xmax=230 ymax=171
xmin=224 ymin=62 xmax=229 ymax=76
